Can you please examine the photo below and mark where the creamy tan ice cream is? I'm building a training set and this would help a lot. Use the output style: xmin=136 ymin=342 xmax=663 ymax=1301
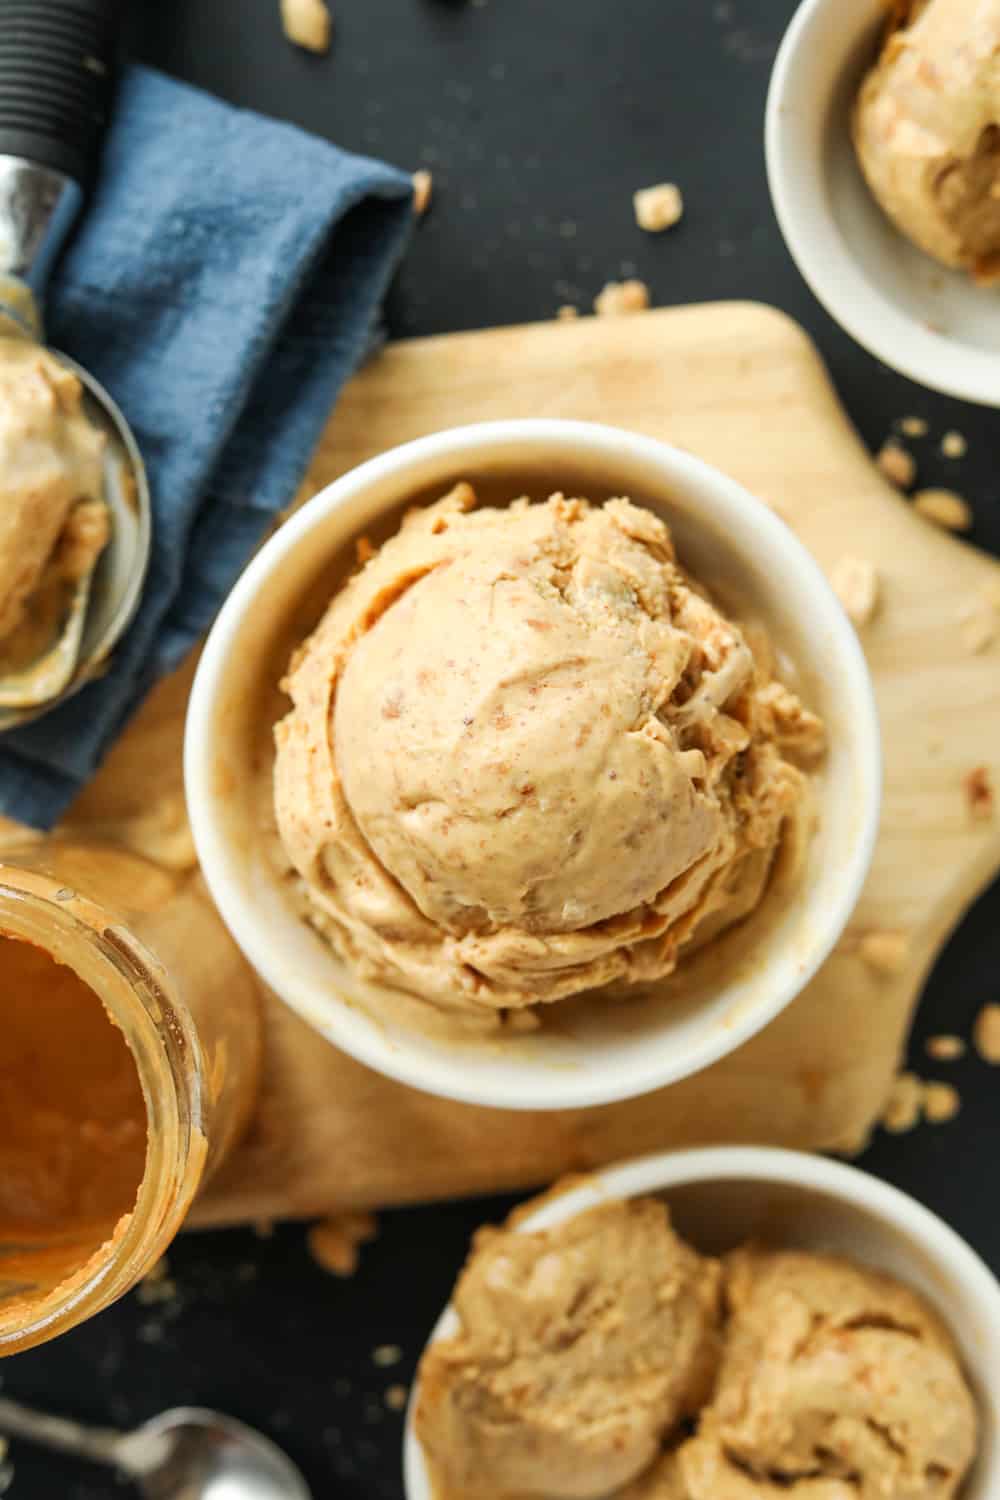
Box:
xmin=414 ymin=1196 xmax=722 ymax=1500
xmin=685 ymin=1246 xmax=978 ymax=1500
xmin=0 ymin=339 xmax=108 ymax=653
xmin=274 ymin=484 xmax=823 ymax=1031
xmin=854 ymin=0 xmax=1000 ymax=282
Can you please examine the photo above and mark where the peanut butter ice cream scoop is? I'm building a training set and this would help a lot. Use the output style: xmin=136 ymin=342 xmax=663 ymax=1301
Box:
xmin=274 ymin=484 xmax=823 ymax=1031
xmin=684 ymin=1246 xmax=978 ymax=1500
xmin=0 ymin=339 xmax=108 ymax=649
xmin=854 ymin=0 xmax=1000 ymax=282
xmin=414 ymin=1196 xmax=722 ymax=1500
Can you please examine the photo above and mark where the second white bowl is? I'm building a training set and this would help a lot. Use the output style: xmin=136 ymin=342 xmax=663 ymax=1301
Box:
xmin=185 ymin=420 xmax=880 ymax=1110
xmin=766 ymin=0 xmax=1000 ymax=406
xmin=404 ymin=1147 xmax=1000 ymax=1500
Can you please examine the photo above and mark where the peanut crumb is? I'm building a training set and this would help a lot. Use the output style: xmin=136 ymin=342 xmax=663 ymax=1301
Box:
xmin=385 ymin=1383 xmax=409 ymax=1412
xmin=876 ymin=441 xmax=916 ymax=490
xmin=858 ymin=929 xmax=909 ymax=976
xmin=881 ymin=1072 xmax=922 ymax=1133
xmin=973 ymin=1003 xmax=1000 ymax=1064
xmin=281 ymin=0 xmax=331 ymax=52
xmin=136 ymin=1256 xmax=178 ymax=1306
xmin=925 ymin=1034 xmax=966 ymax=1062
xmin=594 ymin=279 xmax=650 ymax=316
xmin=963 ymin=765 xmax=994 ymax=821
xmin=556 ymin=305 xmax=579 ymax=320
xmin=960 ymin=592 xmax=997 ymax=654
xmin=830 ymin=555 xmax=879 ymax=627
xmin=940 ymin=430 xmax=967 ymax=459
xmin=913 ymin=488 xmax=973 ymax=532
xmin=633 ymin=182 xmax=684 ymax=233
xmin=412 ymin=169 xmax=433 ymax=217
xmin=899 ymin=416 xmax=928 ymax=438
xmin=922 ymin=1081 xmax=961 ymax=1123
xmin=373 ymin=1343 xmax=402 ymax=1367
xmin=307 ymin=1211 xmax=378 ymax=1277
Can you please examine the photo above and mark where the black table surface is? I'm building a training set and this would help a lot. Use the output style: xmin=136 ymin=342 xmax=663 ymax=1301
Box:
xmin=6 ymin=2 xmax=998 ymax=1496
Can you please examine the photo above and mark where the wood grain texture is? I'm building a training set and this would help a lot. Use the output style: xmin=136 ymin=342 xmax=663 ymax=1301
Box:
xmin=11 ymin=302 xmax=999 ymax=1226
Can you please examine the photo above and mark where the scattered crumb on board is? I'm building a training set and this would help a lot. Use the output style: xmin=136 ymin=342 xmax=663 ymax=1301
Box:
xmin=307 ymin=1211 xmax=378 ymax=1277
xmin=876 ymin=441 xmax=915 ymax=490
xmin=385 ymin=1384 xmax=409 ymax=1412
xmin=830 ymin=555 xmax=879 ymax=627
xmin=556 ymin=305 xmax=579 ymax=320
xmin=373 ymin=1343 xmax=402 ymax=1368
xmin=899 ymin=415 xmax=928 ymax=438
xmin=281 ymin=0 xmax=331 ymax=51
xmin=960 ymin=590 xmax=997 ymax=654
xmin=974 ymin=1003 xmax=1000 ymax=1064
xmin=940 ymin=430 xmax=967 ymax=459
xmin=136 ymin=1256 xmax=178 ymax=1306
xmin=913 ymin=488 xmax=973 ymax=532
xmin=594 ymin=279 xmax=650 ymax=316
xmin=925 ymin=1034 xmax=966 ymax=1062
xmin=633 ymin=182 xmax=684 ymax=233
xmin=963 ymin=765 xmax=994 ymax=821
xmin=858 ymin=929 xmax=909 ymax=976
xmin=412 ymin=169 xmax=433 ymax=217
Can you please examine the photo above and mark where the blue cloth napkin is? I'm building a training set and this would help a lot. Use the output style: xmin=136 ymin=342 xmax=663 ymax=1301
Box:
xmin=0 ymin=64 xmax=414 ymax=828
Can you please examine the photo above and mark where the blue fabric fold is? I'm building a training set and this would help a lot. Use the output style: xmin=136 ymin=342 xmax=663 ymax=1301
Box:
xmin=0 ymin=63 xmax=414 ymax=827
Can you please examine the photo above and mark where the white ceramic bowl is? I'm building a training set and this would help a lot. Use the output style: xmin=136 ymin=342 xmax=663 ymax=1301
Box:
xmin=185 ymin=420 xmax=880 ymax=1111
xmin=404 ymin=1145 xmax=1000 ymax=1500
xmin=766 ymin=0 xmax=1000 ymax=406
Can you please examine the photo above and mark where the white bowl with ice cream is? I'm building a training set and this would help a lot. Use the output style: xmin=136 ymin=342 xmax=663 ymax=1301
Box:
xmin=185 ymin=420 xmax=879 ymax=1110
xmin=766 ymin=0 xmax=1000 ymax=406
xmin=403 ymin=1145 xmax=1000 ymax=1500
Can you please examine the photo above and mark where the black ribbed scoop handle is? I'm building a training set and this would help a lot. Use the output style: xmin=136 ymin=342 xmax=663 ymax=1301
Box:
xmin=0 ymin=0 xmax=121 ymax=185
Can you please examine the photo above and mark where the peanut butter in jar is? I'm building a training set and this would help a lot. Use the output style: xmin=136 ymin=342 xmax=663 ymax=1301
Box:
xmin=0 ymin=842 xmax=261 ymax=1355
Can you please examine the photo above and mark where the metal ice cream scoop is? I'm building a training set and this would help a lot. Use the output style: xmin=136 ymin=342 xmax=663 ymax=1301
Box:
xmin=0 ymin=0 xmax=150 ymax=726
xmin=0 ymin=1397 xmax=313 ymax=1499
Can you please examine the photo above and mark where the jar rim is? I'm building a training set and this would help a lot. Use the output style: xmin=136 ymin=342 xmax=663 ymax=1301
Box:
xmin=0 ymin=874 xmax=206 ymax=1354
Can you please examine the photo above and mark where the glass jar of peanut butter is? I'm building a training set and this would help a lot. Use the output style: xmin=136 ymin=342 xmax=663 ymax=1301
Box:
xmin=0 ymin=840 xmax=261 ymax=1355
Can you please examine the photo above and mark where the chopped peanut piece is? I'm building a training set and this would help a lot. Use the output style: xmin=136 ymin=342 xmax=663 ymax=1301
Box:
xmin=974 ymin=1003 xmax=1000 ymax=1064
xmin=858 ymin=929 xmax=909 ymax=976
xmin=899 ymin=415 xmax=928 ymax=438
xmin=960 ymin=592 xmax=997 ymax=654
xmin=925 ymin=1034 xmax=966 ymax=1062
xmin=923 ymin=1081 xmax=961 ymax=1124
xmin=940 ymin=430 xmax=967 ymax=459
xmin=307 ymin=1211 xmax=377 ymax=1277
xmin=556 ymin=305 xmax=579 ymax=320
xmin=830 ymin=555 xmax=879 ymax=627
xmin=281 ymin=0 xmax=331 ymax=52
xmin=963 ymin=765 xmax=994 ymax=821
xmin=881 ymin=1071 xmax=922 ymax=1133
xmin=594 ymin=279 xmax=650 ymax=316
xmin=385 ymin=1384 xmax=409 ymax=1411
xmin=913 ymin=488 xmax=973 ymax=531
xmin=633 ymin=182 xmax=684 ymax=233
xmin=412 ymin=169 xmax=433 ymax=217
xmin=373 ymin=1344 xmax=403 ymax=1367
xmin=876 ymin=441 xmax=916 ymax=490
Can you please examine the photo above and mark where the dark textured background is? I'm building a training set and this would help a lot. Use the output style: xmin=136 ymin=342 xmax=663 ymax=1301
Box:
xmin=4 ymin=2 xmax=998 ymax=1496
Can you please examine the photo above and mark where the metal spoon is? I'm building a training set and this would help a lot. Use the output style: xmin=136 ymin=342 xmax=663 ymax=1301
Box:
xmin=0 ymin=1397 xmax=313 ymax=1499
xmin=0 ymin=0 xmax=151 ymax=726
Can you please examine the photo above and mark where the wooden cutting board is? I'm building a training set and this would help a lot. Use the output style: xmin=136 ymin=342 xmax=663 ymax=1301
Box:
xmin=20 ymin=301 xmax=1000 ymax=1227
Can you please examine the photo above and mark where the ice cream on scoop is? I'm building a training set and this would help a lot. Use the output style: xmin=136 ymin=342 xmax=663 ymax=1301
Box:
xmin=682 ymin=1246 xmax=978 ymax=1500
xmin=854 ymin=0 xmax=1000 ymax=282
xmin=0 ymin=339 xmax=109 ymax=660
xmin=413 ymin=1196 xmax=723 ymax=1500
xmin=274 ymin=484 xmax=823 ymax=1031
